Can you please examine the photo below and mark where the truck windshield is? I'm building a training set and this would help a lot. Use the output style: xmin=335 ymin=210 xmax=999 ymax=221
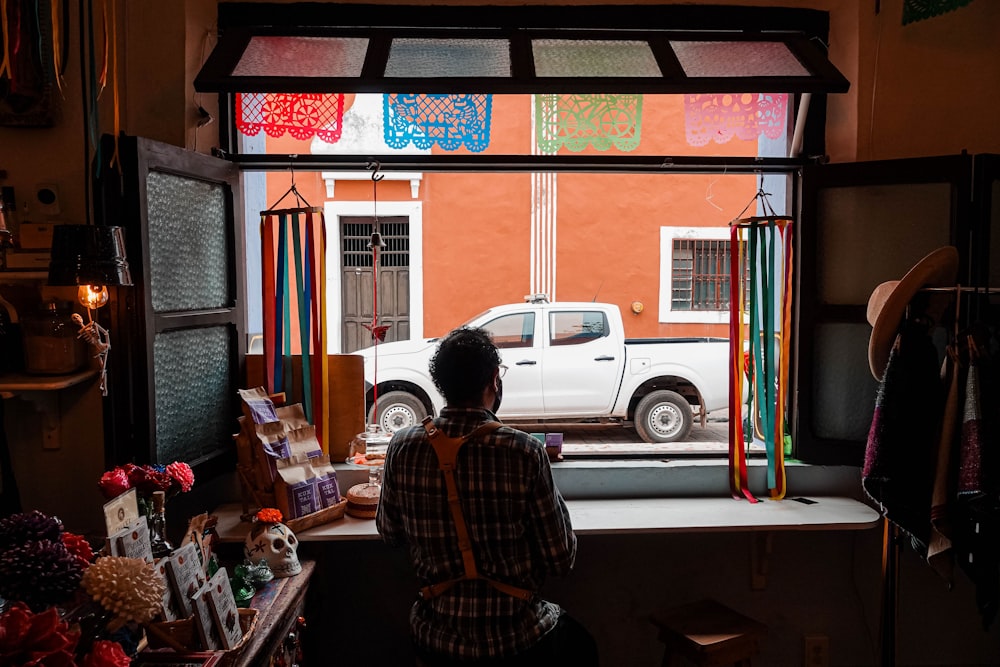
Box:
xmin=459 ymin=309 xmax=493 ymax=327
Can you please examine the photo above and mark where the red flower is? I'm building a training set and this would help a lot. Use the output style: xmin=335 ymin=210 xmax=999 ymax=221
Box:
xmin=256 ymin=508 xmax=283 ymax=524
xmin=126 ymin=466 xmax=172 ymax=496
xmin=61 ymin=532 xmax=95 ymax=569
xmin=97 ymin=468 xmax=130 ymax=500
xmin=0 ymin=602 xmax=79 ymax=667
xmin=80 ymin=640 xmax=130 ymax=667
xmin=165 ymin=461 xmax=195 ymax=493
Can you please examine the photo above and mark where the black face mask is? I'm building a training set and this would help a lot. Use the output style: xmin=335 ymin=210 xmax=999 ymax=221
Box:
xmin=492 ymin=377 xmax=503 ymax=413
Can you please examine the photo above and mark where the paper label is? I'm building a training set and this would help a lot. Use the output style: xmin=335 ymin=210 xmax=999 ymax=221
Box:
xmin=103 ymin=488 xmax=139 ymax=537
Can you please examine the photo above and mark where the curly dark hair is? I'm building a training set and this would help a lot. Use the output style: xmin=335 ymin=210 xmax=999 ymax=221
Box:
xmin=429 ymin=327 xmax=501 ymax=406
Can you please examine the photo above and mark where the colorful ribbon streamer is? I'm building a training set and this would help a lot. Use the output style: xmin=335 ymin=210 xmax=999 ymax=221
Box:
xmin=260 ymin=206 xmax=330 ymax=453
xmin=729 ymin=197 xmax=793 ymax=501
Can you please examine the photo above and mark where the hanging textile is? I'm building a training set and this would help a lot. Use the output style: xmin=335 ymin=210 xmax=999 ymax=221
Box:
xmin=383 ymin=93 xmax=492 ymax=152
xmin=728 ymin=191 xmax=793 ymax=501
xmin=683 ymin=94 xmax=787 ymax=147
xmin=902 ymin=0 xmax=975 ymax=25
xmin=534 ymin=94 xmax=643 ymax=153
xmin=237 ymin=92 xmax=345 ymax=144
xmin=0 ymin=0 xmax=59 ymax=126
xmin=260 ymin=183 xmax=330 ymax=453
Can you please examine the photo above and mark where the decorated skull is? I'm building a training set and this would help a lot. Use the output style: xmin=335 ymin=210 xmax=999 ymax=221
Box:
xmin=244 ymin=521 xmax=301 ymax=578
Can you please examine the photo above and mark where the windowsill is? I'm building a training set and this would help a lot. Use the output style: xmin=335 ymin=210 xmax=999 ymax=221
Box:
xmin=331 ymin=457 xmax=865 ymax=502
xmin=211 ymin=459 xmax=875 ymax=543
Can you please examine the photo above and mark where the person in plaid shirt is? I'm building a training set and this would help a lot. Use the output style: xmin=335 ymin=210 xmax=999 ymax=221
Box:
xmin=376 ymin=326 xmax=598 ymax=666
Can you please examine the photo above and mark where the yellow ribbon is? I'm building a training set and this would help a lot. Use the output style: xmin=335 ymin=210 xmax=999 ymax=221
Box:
xmin=51 ymin=0 xmax=64 ymax=93
xmin=0 ymin=0 xmax=11 ymax=81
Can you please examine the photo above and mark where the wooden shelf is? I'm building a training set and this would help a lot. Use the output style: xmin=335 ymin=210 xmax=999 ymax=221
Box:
xmin=0 ymin=369 xmax=98 ymax=394
xmin=0 ymin=270 xmax=47 ymax=283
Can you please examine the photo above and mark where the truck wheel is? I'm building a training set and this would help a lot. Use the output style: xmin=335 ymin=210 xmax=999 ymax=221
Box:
xmin=369 ymin=391 xmax=426 ymax=434
xmin=635 ymin=390 xmax=692 ymax=443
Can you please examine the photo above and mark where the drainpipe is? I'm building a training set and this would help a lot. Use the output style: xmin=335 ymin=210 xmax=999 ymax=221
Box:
xmin=788 ymin=93 xmax=812 ymax=158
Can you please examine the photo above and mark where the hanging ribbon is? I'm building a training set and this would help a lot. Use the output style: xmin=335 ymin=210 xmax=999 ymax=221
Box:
xmin=728 ymin=225 xmax=756 ymax=503
xmin=50 ymin=0 xmax=66 ymax=93
xmin=260 ymin=178 xmax=330 ymax=452
xmin=364 ymin=162 xmax=391 ymax=431
xmin=729 ymin=189 xmax=793 ymax=501
xmin=0 ymin=0 xmax=11 ymax=81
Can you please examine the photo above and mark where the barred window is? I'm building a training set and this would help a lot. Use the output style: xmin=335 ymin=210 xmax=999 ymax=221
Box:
xmin=342 ymin=218 xmax=410 ymax=268
xmin=671 ymin=238 xmax=732 ymax=311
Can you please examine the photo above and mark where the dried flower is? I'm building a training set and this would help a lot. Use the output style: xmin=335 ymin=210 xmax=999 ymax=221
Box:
xmin=0 ymin=601 xmax=80 ymax=666
xmin=62 ymin=532 xmax=95 ymax=569
xmin=98 ymin=461 xmax=195 ymax=501
xmin=256 ymin=508 xmax=284 ymax=524
xmin=166 ymin=461 xmax=195 ymax=493
xmin=0 ymin=510 xmax=63 ymax=550
xmin=0 ymin=540 xmax=84 ymax=611
xmin=80 ymin=639 xmax=131 ymax=667
xmin=81 ymin=556 xmax=165 ymax=630
xmin=126 ymin=464 xmax=172 ymax=496
xmin=97 ymin=468 xmax=131 ymax=500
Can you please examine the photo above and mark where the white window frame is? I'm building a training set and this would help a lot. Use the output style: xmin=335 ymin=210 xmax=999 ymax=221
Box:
xmin=323 ymin=200 xmax=424 ymax=353
xmin=658 ymin=226 xmax=733 ymax=325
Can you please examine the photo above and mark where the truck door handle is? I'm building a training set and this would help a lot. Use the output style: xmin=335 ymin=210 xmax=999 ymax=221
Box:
xmin=515 ymin=360 xmax=537 ymax=365
xmin=594 ymin=355 xmax=615 ymax=361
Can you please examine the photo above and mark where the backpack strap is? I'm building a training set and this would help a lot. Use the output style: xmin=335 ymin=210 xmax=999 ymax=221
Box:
xmin=418 ymin=417 xmax=534 ymax=602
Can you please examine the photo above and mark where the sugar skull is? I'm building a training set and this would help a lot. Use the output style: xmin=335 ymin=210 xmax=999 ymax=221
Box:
xmin=244 ymin=521 xmax=301 ymax=578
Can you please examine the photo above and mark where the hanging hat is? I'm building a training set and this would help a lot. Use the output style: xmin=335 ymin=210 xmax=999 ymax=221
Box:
xmin=866 ymin=246 xmax=959 ymax=380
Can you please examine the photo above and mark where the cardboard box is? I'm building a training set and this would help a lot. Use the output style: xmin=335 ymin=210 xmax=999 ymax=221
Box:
xmin=18 ymin=223 xmax=55 ymax=249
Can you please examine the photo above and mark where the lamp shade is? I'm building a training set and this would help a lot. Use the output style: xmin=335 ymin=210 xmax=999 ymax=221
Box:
xmin=47 ymin=225 xmax=132 ymax=286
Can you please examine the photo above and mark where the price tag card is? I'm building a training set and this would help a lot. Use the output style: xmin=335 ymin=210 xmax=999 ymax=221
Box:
xmin=103 ymin=488 xmax=139 ymax=537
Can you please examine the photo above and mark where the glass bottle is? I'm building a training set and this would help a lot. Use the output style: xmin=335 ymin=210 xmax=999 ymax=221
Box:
xmin=149 ymin=490 xmax=174 ymax=558
xmin=21 ymin=300 xmax=86 ymax=375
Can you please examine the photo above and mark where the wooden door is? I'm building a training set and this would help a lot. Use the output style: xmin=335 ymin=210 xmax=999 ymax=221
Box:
xmin=341 ymin=216 xmax=410 ymax=352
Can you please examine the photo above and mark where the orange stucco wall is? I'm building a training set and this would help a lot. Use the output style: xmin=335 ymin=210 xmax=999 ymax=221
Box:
xmin=262 ymin=93 xmax=760 ymax=343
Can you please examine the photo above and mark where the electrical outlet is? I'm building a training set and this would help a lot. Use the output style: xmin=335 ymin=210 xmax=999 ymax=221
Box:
xmin=804 ymin=635 xmax=830 ymax=667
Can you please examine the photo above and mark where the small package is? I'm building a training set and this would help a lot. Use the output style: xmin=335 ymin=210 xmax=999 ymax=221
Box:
xmin=256 ymin=420 xmax=320 ymax=486
xmin=190 ymin=579 xmax=223 ymax=650
xmin=110 ymin=517 xmax=153 ymax=563
xmin=164 ymin=541 xmax=206 ymax=618
xmin=205 ymin=567 xmax=244 ymax=650
xmin=237 ymin=387 xmax=279 ymax=425
xmin=153 ymin=558 xmax=181 ymax=622
xmin=311 ymin=454 xmax=342 ymax=508
xmin=274 ymin=454 xmax=319 ymax=520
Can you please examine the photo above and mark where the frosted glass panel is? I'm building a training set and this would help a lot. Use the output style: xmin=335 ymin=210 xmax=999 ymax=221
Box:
xmin=233 ymin=36 xmax=368 ymax=77
xmin=153 ymin=327 xmax=232 ymax=463
xmin=671 ymin=41 xmax=809 ymax=77
xmin=811 ymin=323 xmax=878 ymax=441
xmin=533 ymin=39 xmax=661 ymax=77
xmin=816 ymin=183 xmax=951 ymax=305
xmin=386 ymin=38 xmax=510 ymax=77
xmin=147 ymin=170 xmax=230 ymax=312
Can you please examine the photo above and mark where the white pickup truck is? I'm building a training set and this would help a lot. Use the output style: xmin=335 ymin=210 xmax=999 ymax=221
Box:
xmin=356 ymin=296 xmax=731 ymax=443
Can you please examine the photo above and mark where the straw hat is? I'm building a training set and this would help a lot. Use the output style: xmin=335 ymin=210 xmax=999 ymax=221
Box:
xmin=866 ymin=246 xmax=959 ymax=380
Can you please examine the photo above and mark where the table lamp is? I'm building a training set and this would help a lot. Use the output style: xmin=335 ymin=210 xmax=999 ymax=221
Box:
xmin=47 ymin=225 xmax=132 ymax=395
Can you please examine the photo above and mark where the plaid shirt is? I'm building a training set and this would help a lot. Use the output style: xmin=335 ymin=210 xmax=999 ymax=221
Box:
xmin=376 ymin=406 xmax=577 ymax=660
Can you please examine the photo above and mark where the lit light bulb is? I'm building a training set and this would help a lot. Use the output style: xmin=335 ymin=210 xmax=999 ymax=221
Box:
xmin=78 ymin=284 xmax=109 ymax=310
